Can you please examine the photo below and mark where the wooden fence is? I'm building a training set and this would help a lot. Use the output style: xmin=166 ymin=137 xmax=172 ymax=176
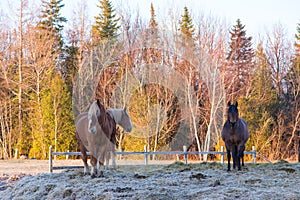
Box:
xmin=49 ymin=145 xmax=262 ymax=173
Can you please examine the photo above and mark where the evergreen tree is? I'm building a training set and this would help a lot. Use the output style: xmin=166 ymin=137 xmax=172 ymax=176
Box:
xmin=224 ymin=19 xmax=254 ymax=101
xmin=295 ymin=23 xmax=300 ymax=58
xmin=39 ymin=0 xmax=67 ymax=53
xmin=179 ymin=6 xmax=195 ymax=46
xmin=144 ymin=3 xmax=160 ymax=63
xmin=42 ymin=74 xmax=76 ymax=155
xmin=239 ymin=43 xmax=278 ymax=156
xmin=281 ymin=22 xmax=300 ymax=155
xmin=149 ymin=3 xmax=158 ymax=35
xmin=91 ymin=0 xmax=120 ymax=45
xmin=29 ymin=73 xmax=76 ymax=158
xmin=62 ymin=44 xmax=79 ymax=92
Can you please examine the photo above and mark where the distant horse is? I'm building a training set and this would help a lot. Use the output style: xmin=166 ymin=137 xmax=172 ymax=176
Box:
xmin=76 ymin=100 xmax=132 ymax=177
xmin=221 ymin=101 xmax=249 ymax=171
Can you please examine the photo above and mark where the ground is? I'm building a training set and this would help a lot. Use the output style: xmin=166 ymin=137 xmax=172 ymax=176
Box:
xmin=0 ymin=159 xmax=299 ymax=199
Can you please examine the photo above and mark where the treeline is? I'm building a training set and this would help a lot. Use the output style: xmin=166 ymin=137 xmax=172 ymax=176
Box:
xmin=0 ymin=0 xmax=299 ymax=161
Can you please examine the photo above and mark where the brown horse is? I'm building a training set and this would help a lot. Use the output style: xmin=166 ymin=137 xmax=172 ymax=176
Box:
xmin=221 ymin=101 xmax=249 ymax=171
xmin=76 ymin=100 xmax=132 ymax=177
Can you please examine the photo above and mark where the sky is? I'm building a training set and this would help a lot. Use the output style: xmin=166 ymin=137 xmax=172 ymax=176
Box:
xmin=62 ymin=0 xmax=299 ymax=43
xmin=1 ymin=0 xmax=299 ymax=42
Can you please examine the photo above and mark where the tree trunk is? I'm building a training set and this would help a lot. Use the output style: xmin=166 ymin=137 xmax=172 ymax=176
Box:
xmin=153 ymin=104 xmax=161 ymax=160
xmin=54 ymin=97 xmax=58 ymax=159
xmin=187 ymin=71 xmax=201 ymax=160
xmin=18 ymin=0 xmax=24 ymax=147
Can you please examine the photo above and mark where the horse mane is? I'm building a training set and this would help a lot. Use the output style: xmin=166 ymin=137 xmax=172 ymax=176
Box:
xmin=107 ymin=108 xmax=123 ymax=123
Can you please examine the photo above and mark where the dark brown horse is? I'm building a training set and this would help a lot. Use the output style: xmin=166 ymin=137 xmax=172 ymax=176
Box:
xmin=221 ymin=101 xmax=249 ymax=171
xmin=76 ymin=100 xmax=132 ymax=177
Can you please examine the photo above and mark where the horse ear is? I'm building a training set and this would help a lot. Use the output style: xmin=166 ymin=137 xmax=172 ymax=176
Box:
xmin=227 ymin=101 xmax=231 ymax=107
xmin=235 ymin=101 xmax=238 ymax=107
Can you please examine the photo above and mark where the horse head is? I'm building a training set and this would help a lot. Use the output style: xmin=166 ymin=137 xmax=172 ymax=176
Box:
xmin=109 ymin=106 xmax=132 ymax=133
xmin=87 ymin=100 xmax=102 ymax=134
xmin=120 ymin=106 xmax=133 ymax=132
xmin=227 ymin=101 xmax=239 ymax=127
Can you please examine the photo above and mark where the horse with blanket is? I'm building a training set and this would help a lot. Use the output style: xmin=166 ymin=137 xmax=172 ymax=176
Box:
xmin=76 ymin=100 xmax=132 ymax=177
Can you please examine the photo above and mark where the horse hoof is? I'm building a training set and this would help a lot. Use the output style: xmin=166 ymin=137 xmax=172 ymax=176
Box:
xmin=91 ymin=174 xmax=96 ymax=178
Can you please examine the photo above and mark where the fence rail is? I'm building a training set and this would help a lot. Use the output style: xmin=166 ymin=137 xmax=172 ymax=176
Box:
xmin=49 ymin=145 xmax=262 ymax=173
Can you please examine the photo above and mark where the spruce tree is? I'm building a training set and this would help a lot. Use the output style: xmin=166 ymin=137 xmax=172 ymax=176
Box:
xmin=179 ymin=6 xmax=195 ymax=45
xmin=283 ymin=23 xmax=300 ymax=152
xmin=39 ymin=0 xmax=67 ymax=53
xmin=91 ymin=0 xmax=120 ymax=45
xmin=295 ymin=23 xmax=300 ymax=59
xmin=149 ymin=3 xmax=158 ymax=34
xmin=224 ymin=19 xmax=254 ymax=101
xmin=42 ymin=74 xmax=76 ymax=155
xmin=239 ymin=43 xmax=278 ymax=155
xmin=144 ymin=3 xmax=160 ymax=60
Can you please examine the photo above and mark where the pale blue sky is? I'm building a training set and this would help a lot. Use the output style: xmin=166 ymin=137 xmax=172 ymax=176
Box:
xmin=63 ymin=0 xmax=299 ymax=41
xmin=2 ymin=0 xmax=299 ymax=41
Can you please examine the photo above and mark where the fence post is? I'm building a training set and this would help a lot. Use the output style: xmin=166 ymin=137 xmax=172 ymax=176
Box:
xmin=144 ymin=145 xmax=148 ymax=165
xmin=252 ymin=146 xmax=256 ymax=164
xmin=221 ymin=146 xmax=224 ymax=164
xmin=183 ymin=145 xmax=187 ymax=164
xmin=49 ymin=146 xmax=53 ymax=173
xmin=66 ymin=150 xmax=69 ymax=160
xmin=14 ymin=148 xmax=18 ymax=159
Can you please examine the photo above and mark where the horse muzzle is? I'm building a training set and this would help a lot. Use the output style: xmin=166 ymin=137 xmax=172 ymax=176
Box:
xmin=126 ymin=127 xmax=132 ymax=132
xmin=88 ymin=126 xmax=97 ymax=134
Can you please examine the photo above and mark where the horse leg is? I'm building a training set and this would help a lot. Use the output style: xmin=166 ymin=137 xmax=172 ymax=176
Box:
xmin=81 ymin=149 xmax=89 ymax=175
xmin=77 ymin=132 xmax=89 ymax=175
xmin=241 ymin=145 xmax=245 ymax=167
xmin=106 ymin=150 xmax=116 ymax=169
xmin=232 ymin=146 xmax=238 ymax=170
xmin=236 ymin=154 xmax=241 ymax=171
xmin=90 ymin=156 xmax=98 ymax=178
xmin=226 ymin=146 xmax=231 ymax=171
xmin=104 ymin=151 xmax=110 ymax=169
xmin=111 ymin=150 xmax=116 ymax=169
xmin=234 ymin=145 xmax=242 ymax=170
xmin=241 ymin=152 xmax=244 ymax=167
xmin=98 ymin=161 xmax=104 ymax=177
xmin=238 ymin=144 xmax=245 ymax=169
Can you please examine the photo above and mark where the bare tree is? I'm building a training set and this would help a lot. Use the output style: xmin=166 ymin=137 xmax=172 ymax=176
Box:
xmin=0 ymin=30 xmax=14 ymax=158
xmin=65 ymin=0 xmax=90 ymax=87
xmin=17 ymin=0 xmax=27 ymax=149
xmin=265 ymin=23 xmax=293 ymax=96
xmin=195 ymin=15 xmax=227 ymax=161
